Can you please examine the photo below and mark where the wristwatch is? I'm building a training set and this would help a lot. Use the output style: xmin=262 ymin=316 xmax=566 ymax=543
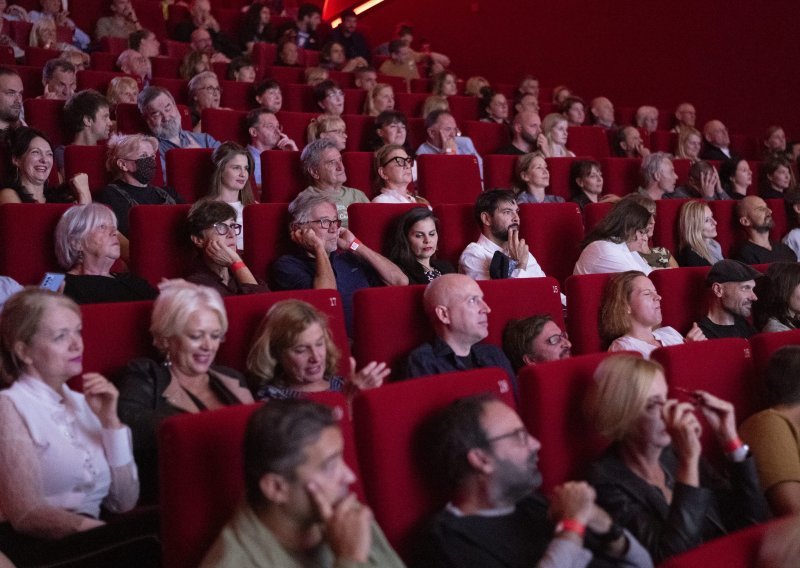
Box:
xmin=592 ymin=521 xmax=624 ymax=544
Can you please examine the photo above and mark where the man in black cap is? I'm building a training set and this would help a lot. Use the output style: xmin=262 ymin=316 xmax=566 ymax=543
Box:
xmin=698 ymin=259 xmax=760 ymax=339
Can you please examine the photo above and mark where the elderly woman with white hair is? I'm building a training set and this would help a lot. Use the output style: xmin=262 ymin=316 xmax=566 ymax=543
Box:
xmin=55 ymin=203 xmax=156 ymax=304
xmin=187 ymin=70 xmax=224 ymax=131
xmin=95 ymin=133 xmax=182 ymax=237
xmin=118 ymin=279 xmax=253 ymax=501
xmin=116 ymin=48 xmax=151 ymax=87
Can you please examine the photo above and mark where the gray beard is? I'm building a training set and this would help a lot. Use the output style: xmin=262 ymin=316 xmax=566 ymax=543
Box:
xmin=151 ymin=117 xmax=181 ymax=140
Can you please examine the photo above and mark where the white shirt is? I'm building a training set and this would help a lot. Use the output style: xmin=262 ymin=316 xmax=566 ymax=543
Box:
xmin=782 ymin=228 xmax=800 ymax=261
xmin=608 ymin=327 xmax=684 ymax=359
xmin=228 ymin=200 xmax=245 ymax=250
xmin=573 ymin=240 xmax=653 ymax=275
xmin=372 ymin=190 xmax=421 ymax=204
xmin=459 ymin=234 xmax=546 ymax=280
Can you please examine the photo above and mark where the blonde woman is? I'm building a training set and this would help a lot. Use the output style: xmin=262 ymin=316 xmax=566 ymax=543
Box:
xmin=677 ymin=200 xmax=723 ymax=266
xmin=306 ymin=114 xmax=347 ymax=151
xmin=364 ymin=83 xmax=395 ymax=117
xmin=675 ymin=126 xmax=702 ymax=162
xmin=512 ymin=151 xmax=564 ymax=204
xmin=541 ymin=113 xmax=575 ymax=157
xmin=372 ymin=143 xmax=427 ymax=204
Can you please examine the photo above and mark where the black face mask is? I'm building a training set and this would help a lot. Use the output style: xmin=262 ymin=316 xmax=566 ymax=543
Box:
xmin=132 ymin=156 xmax=157 ymax=184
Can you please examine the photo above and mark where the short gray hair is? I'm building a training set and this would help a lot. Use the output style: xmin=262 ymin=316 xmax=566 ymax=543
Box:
xmin=150 ymin=279 xmax=228 ymax=352
xmin=288 ymin=191 xmax=336 ymax=225
xmin=641 ymin=152 xmax=672 ymax=187
xmin=300 ymin=138 xmax=339 ymax=180
xmin=116 ymin=49 xmax=139 ymax=71
xmin=137 ymin=85 xmax=174 ymax=114
xmin=187 ymin=70 xmax=218 ymax=95
xmin=54 ymin=204 xmax=118 ymax=270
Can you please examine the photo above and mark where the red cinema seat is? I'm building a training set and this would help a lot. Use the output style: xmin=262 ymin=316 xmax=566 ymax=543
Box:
xmin=565 ymin=273 xmax=613 ymax=355
xmin=730 ymin=133 xmax=759 ymax=161
xmin=546 ymin=157 xmax=582 ymax=201
xmin=747 ymin=161 xmax=761 ymax=196
xmin=658 ymin=520 xmax=777 ymax=568
xmin=165 ymin=148 xmax=214 ymax=203
xmin=583 ymin=201 xmax=615 ymax=232
xmin=242 ymin=203 xmax=293 ymax=282
xmin=259 ymin=150 xmax=304 ymax=203
xmin=652 ymin=198 xmax=691 ymax=253
xmin=649 ymin=266 xmax=711 ymax=333
xmin=150 ymin=56 xmax=181 ymax=79
xmin=299 ymin=48 xmax=319 ymax=67
xmin=600 ymin=157 xmax=641 ymax=196
xmin=160 ymin=393 xmax=361 ymax=568
xmin=201 ymin=108 xmax=248 ymax=146
xmin=283 ymin=83 xmax=316 ymax=113
xmin=462 ymin=120 xmax=509 ymax=157
xmin=128 ymin=204 xmax=194 ymax=285
xmin=615 ymin=106 xmax=636 ymax=127
xmin=352 ymin=368 xmax=516 ymax=560
xmin=250 ymin=43 xmax=277 ymax=76
xmin=24 ymin=98 xmax=69 ymax=146
xmin=707 ymin=200 xmax=742 ymax=258
xmin=673 ymin=158 xmax=691 ymax=186
xmin=0 ymin=203 xmax=71 ymax=284
xmin=409 ymin=78 xmax=431 ymax=93
xmin=89 ymin=51 xmax=118 ymax=72
xmin=99 ymin=36 xmax=129 ymax=55
xmin=341 ymin=151 xmax=374 ymax=197
xmin=567 ymin=126 xmax=610 ymax=159
xmin=416 ymin=154 xmax=482 ymax=205
xmin=342 ymin=113 xmax=372 ymax=152
xmin=219 ymin=79 xmax=256 ymax=111
xmin=342 ymin=88 xmax=366 ymax=115
xmin=64 ymin=145 xmax=111 ymax=195
xmin=433 ymin=203 xmax=480 ymax=265
xmin=24 ymin=46 xmax=61 ymax=68
xmin=151 ymin=77 xmax=190 ymax=105
xmin=517 ymin=352 xmax=625 ymax=492
xmin=8 ymin=20 xmax=32 ymax=48
xmin=376 ymin=73 xmax=406 ymax=93
xmin=165 ymin=39 xmax=191 ymax=60
xmin=265 ymin=65 xmax=304 ymax=86
xmin=14 ymin=65 xmax=45 ymax=99
xmin=484 ymin=154 xmax=517 ymax=189
xmin=0 ymin=46 xmax=13 ymax=65
xmin=765 ymin=198 xmax=789 ymax=243
xmin=651 ymin=130 xmax=677 ymax=153
xmin=406 ymin=117 xmax=427 ymax=149
xmin=447 ymin=95 xmax=480 ymax=124
xmin=133 ymin=0 xmax=168 ymax=40
xmin=347 ymin=203 xmax=422 ymax=254
xmin=77 ymin=70 xmax=124 ymax=93
xmin=394 ymin=92 xmax=427 ymax=117
xmin=748 ymin=328 xmax=800 ymax=382
xmin=217 ymin=290 xmax=351 ymax=376
xmin=519 ymin=202 xmax=584 ymax=285
xmin=212 ymin=8 xmax=244 ymax=41
xmin=275 ymin=110 xmax=316 ymax=147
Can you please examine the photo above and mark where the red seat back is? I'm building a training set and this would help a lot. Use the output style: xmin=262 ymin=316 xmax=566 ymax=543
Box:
xmin=24 ymin=46 xmax=61 ymax=68
xmin=462 ymin=120 xmax=509 ymax=156
xmin=259 ymin=150 xmax=304 ymax=203
xmin=567 ymin=126 xmax=610 ymax=158
xmin=151 ymin=77 xmax=190 ymax=105
xmin=394 ymin=91 xmax=428 ymax=118
xmin=583 ymin=201 xmax=615 ymax=232
xmin=165 ymin=148 xmax=215 ymax=203
xmin=250 ymin=43 xmax=277 ymax=77
xmin=89 ymin=51 xmax=118 ymax=72
xmin=417 ymin=154 xmax=482 ymax=205
xmin=673 ymin=158 xmax=691 ymax=186
xmin=0 ymin=203 xmax=71 ymax=284
xmin=64 ymin=145 xmax=111 ymax=195
xmin=707 ymin=199 xmax=742 ymax=258
xmin=164 ymin=39 xmax=191 ymax=60
xmin=275 ymin=110 xmax=316 ymax=148
xmin=649 ymin=266 xmax=711 ymax=333
xmin=242 ymin=203 xmax=293 ymax=281
xmin=265 ymin=65 xmax=304 ymax=85
xmin=14 ymin=65 xmax=44 ymax=98
xmin=77 ymin=69 xmax=125 ymax=93
xmin=219 ymin=79 xmax=257 ymax=111
xmin=748 ymin=329 xmax=800 ymax=384
xmin=342 ymin=113 xmax=372 ymax=152
xmin=545 ymin=156 xmax=582 ymax=201
xmin=650 ymin=130 xmax=677 ymax=153
xmin=600 ymin=157 xmax=641 ymax=196
xmin=201 ymin=108 xmax=248 ymax=146
xmin=341 ymin=151 xmax=374 ymax=197
xmin=484 ymin=153 xmax=517 ymax=189
xmin=652 ymin=197 xmax=691 ymax=253
xmin=347 ymin=202 xmax=422 ymax=254
xmin=283 ymin=83 xmax=316 ymax=112
xmin=565 ymin=273 xmax=613 ymax=355
xmin=342 ymin=88 xmax=366 ymax=115
xmin=432 ymin=203 xmax=479 ymax=265
xmin=24 ymin=98 xmax=70 ymax=146
xmin=519 ymin=202 xmax=584 ymax=285
xmin=151 ymin=56 xmax=181 ymax=79
xmin=99 ymin=36 xmax=129 ymax=55
xmin=658 ymin=520 xmax=776 ymax=568
xmin=128 ymin=204 xmax=194 ymax=285
xmin=446 ymin=95 xmax=479 ymax=124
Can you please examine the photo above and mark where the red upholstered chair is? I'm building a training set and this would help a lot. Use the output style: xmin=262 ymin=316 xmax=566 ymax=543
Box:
xmin=484 ymin=154 xmax=517 ymax=189
xmin=518 ymin=202 xmax=584 ymax=285
xmin=151 ymin=77 xmax=190 ymax=105
xmin=730 ymin=133 xmax=759 ymax=161
xmin=299 ymin=48 xmax=319 ymax=67
xmin=545 ymin=157 xmax=582 ymax=201
xmin=342 ymin=113 xmax=372 ymax=152
xmin=165 ymin=148 xmax=214 ymax=203
xmin=283 ymin=83 xmax=316 ymax=113
xmin=462 ymin=120 xmax=509 ymax=156
xmin=600 ymin=157 xmax=642 ymax=196
xmin=128 ymin=204 xmax=194 ymax=285
xmin=406 ymin=117 xmax=427 ymax=149
xmin=347 ymin=202 xmax=422 ymax=254
xmin=275 ymin=110 xmax=316 ymax=148
xmin=432 ymin=203 xmax=480 ymax=265
xmin=0 ymin=203 xmax=71 ymax=284
xmin=567 ymin=126 xmax=610 ymax=159
xmin=376 ymin=73 xmax=406 ymax=93
xmin=259 ymin=150 xmax=304 ymax=203
xmin=342 ymin=88 xmax=366 ymax=115
xmin=394 ymin=91 xmax=428 ymax=117
xmin=250 ymin=43 xmax=277 ymax=77
xmin=352 ymin=368 xmax=516 ymax=560
xmin=23 ymin=98 xmax=70 ymax=146
xmin=658 ymin=520 xmax=777 ymax=568
xmin=164 ymin=39 xmax=191 ymax=60
xmin=447 ymin=95 xmax=479 ymax=124
xmin=650 ymin=130 xmax=677 ymax=153
xmin=64 ymin=145 xmax=111 ymax=195
xmin=265 ymin=65 xmax=304 ymax=86
xmin=24 ymin=46 xmax=60 ymax=68
xmin=707 ymin=199 xmax=742 ymax=258
xmin=88 ymin=51 xmax=118 ymax=72
xmin=133 ymin=0 xmax=168 ymax=40
xmin=409 ymin=78 xmax=431 ymax=93
xmin=160 ymin=393 xmax=361 ymax=568
xmin=8 ymin=20 xmax=32 ymax=48
xmin=115 ymin=103 xmax=148 ymax=134
xmin=748 ymin=329 xmax=800 ymax=382
xmin=219 ymin=80 xmax=256 ymax=111
xmin=416 ymin=154 xmax=482 ymax=205
xmin=150 ymin=56 xmax=182 ymax=78
xmin=201 ymin=108 xmax=248 ymax=145
xmin=583 ymin=201 xmax=615 ymax=232
xmin=242 ymin=203 xmax=293 ymax=282
xmin=765 ymin=198 xmax=789 ymax=242
xmin=517 ymin=352 xmax=624 ymax=493
xmin=673 ymin=158 xmax=692 ymax=186
xmin=77 ymin=70 xmax=124 ymax=93
xmin=615 ymin=106 xmax=636 ymax=127
xmin=341 ymin=151 xmax=374 ymax=197
xmin=652 ymin=198 xmax=691 ymax=253
xmin=99 ymin=36 xmax=129 ymax=55
xmin=0 ymin=46 xmax=13 ymax=65
xmin=565 ymin=273 xmax=613 ymax=355
xmin=14 ymin=65 xmax=45 ymax=99
xmin=649 ymin=266 xmax=711 ymax=333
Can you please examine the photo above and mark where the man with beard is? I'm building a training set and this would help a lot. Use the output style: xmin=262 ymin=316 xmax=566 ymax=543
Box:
xmin=496 ymin=110 xmax=545 ymax=155
xmin=137 ymin=86 xmax=220 ymax=184
xmin=502 ymin=314 xmax=572 ymax=371
xmin=698 ymin=260 xmax=760 ymax=339
xmin=734 ymin=196 xmax=796 ymax=264
xmin=0 ymin=67 xmax=24 ymax=131
xmin=417 ymin=110 xmax=483 ymax=178
xmin=414 ymin=394 xmax=653 ymax=568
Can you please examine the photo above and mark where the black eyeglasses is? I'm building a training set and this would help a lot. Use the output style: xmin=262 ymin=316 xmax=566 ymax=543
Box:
xmin=211 ymin=222 xmax=242 ymax=236
xmin=544 ymin=331 xmax=569 ymax=346
xmin=486 ymin=427 xmax=530 ymax=446
xmin=381 ymin=156 xmax=414 ymax=168
xmin=302 ymin=218 xmax=342 ymax=230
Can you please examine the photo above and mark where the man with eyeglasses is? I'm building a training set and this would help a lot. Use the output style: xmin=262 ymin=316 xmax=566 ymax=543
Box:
xmin=188 ymin=71 xmax=224 ymax=130
xmin=417 ymin=109 xmax=483 ymax=178
xmin=117 ymin=49 xmax=151 ymax=87
xmin=503 ymin=314 xmax=572 ymax=371
xmin=271 ymin=192 xmax=407 ymax=335
xmin=246 ymin=108 xmax=299 ymax=186
xmin=415 ymin=394 xmax=653 ymax=568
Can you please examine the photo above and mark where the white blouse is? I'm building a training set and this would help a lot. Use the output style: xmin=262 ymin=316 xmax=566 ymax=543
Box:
xmin=608 ymin=327 xmax=685 ymax=359
xmin=574 ymin=240 xmax=653 ymax=275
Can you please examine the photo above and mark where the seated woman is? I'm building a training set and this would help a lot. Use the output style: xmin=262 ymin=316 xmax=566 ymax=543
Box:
xmin=372 ymin=144 xmax=427 ymax=204
xmin=106 ymin=76 xmax=139 ymax=114
xmin=627 ymin=193 xmax=679 ymax=269
xmin=179 ymin=50 xmax=211 ymax=80
xmin=238 ymin=2 xmax=274 ymax=52
xmin=312 ymin=79 xmax=344 ymax=117
xmin=677 ymin=160 xmax=730 ymax=200
xmin=421 ymin=94 xmax=449 ymax=119
xmin=307 ymin=114 xmax=347 ymax=151
xmin=96 ymin=133 xmax=181 ymax=237
xmin=463 ymin=75 xmax=489 ymax=97
xmin=677 ymin=200 xmax=724 ymax=266
xmin=274 ymin=37 xmax=300 ymax=67
xmin=762 ymin=125 xmax=788 ymax=159
xmin=759 ymin=156 xmax=795 ymax=200
xmin=185 ymin=200 xmax=269 ymax=296
xmin=573 ymin=197 xmax=654 ymax=275
xmin=551 ymin=85 xmax=571 ymax=106
xmin=246 ymin=299 xmax=389 ymax=400
xmin=586 ymin=354 xmax=768 ymax=563
xmin=318 ymin=40 xmax=368 ymax=72
xmin=675 ymin=126 xmax=703 ymax=162
xmin=718 ymin=158 xmax=752 ymax=200
xmin=512 ymin=151 xmax=564 ymax=204
xmin=600 ymin=270 xmax=705 ymax=357
xmin=364 ymin=83 xmax=395 ymax=117
xmin=0 ymin=127 xmax=91 ymax=205
xmin=187 ymin=71 xmax=223 ymax=131
xmin=367 ymin=110 xmax=415 ymax=159
xmin=753 ymin=262 xmax=800 ymax=333
xmin=782 ymin=189 xmax=800 ymax=260
xmin=540 ymin=112 xmax=575 ymax=157
xmin=560 ymin=95 xmax=586 ymax=126
xmin=478 ymin=88 xmax=509 ymax=125
xmin=205 ymin=142 xmax=258 ymax=250
xmin=226 ymin=56 xmax=256 ymax=83
xmin=117 ymin=280 xmax=253 ymax=501
xmin=55 ymin=204 xmax=157 ymax=304
xmin=29 ymin=16 xmax=71 ymax=51
xmin=303 ymin=66 xmax=328 ymax=86
xmin=740 ymin=346 xmax=800 ymax=515
xmin=387 ymin=206 xmax=454 ymax=284
xmin=0 ymin=289 xmax=157 ymax=566
xmin=431 ymin=70 xmax=458 ymax=97
xmin=569 ymin=159 xmax=619 ymax=211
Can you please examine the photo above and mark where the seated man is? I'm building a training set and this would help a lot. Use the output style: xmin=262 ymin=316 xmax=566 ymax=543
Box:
xmin=129 ymin=28 xmax=160 ymax=58
xmin=354 ymin=66 xmax=377 ymax=91
xmin=116 ymin=48 xmax=151 ymax=86
xmin=199 ymin=399 xmax=404 ymax=567
xmin=95 ymin=0 xmax=141 ymax=40
xmin=0 ymin=66 xmax=24 ymax=131
xmin=698 ymin=260 xmax=760 ymax=339
xmin=57 ymin=89 xmax=112 ymax=175
xmin=590 ymin=96 xmax=616 ymax=129
xmin=246 ymin=108 xmax=299 ymax=186
xmin=137 ymin=86 xmax=220 ymax=183
xmin=330 ymin=9 xmax=371 ymax=62
xmin=503 ymin=314 xmax=572 ymax=371
xmin=634 ymin=105 xmax=659 ymax=134
xmin=496 ymin=110 xmax=543 ymax=155
xmin=614 ymin=126 xmax=650 ymax=158
xmin=174 ymin=0 xmax=239 ymax=59
xmin=672 ymin=102 xmax=696 ymax=133
xmin=638 ymin=152 xmax=684 ymax=200
xmin=270 ymin=192 xmax=407 ymax=335
xmin=405 ymin=274 xmax=517 ymax=389
xmin=254 ymin=79 xmax=283 ymax=112
xmin=513 ymin=92 xmax=540 ymax=116
xmin=41 ymin=58 xmax=76 ymax=100
xmin=191 ymin=28 xmax=232 ymax=64
xmin=297 ymin=139 xmax=368 ymax=228
xmin=415 ymin=394 xmax=653 ymax=567
xmin=733 ymin=196 xmax=796 ymax=264
xmin=417 ymin=109 xmax=483 ymax=178
xmin=700 ymin=119 xmax=741 ymax=161
xmin=285 ymin=3 xmax=322 ymax=50
xmin=29 ymin=0 xmax=90 ymax=51
xmin=378 ymin=38 xmax=421 ymax=81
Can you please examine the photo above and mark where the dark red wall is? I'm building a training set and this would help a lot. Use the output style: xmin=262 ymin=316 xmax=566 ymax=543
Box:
xmin=353 ymin=0 xmax=798 ymax=138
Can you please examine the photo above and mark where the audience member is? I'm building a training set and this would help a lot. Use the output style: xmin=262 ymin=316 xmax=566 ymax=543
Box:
xmin=417 ymin=110 xmax=483 ymax=177
xmin=517 ymin=74 xmax=539 ymax=98
xmin=552 ymin=85 xmax=571 ymax=105
xmin=513 ymin=92 xmax=540 ymax=116
xmin=95 ymin=0 xmax=140 ymax=40
xmin=254 ymin=79 xmax=283 ymax=112
xmin=762 ymin=124 xmax=787 ymax=159
xmin=313 ymin=80 xmax=345 ymax=116
xmin=464 ymin=75 xmax=490 ymax=97
xmin=29 ymin=0 xmax=89 ymax=50
xmin=303 ymin=66 xmax=328 ymax=86
xmin=733 ymin=196 xmax=796 ymax=263
xmin=116 ymin=49 xmax=151 ymax=86
xmin=246 ymin=107 xmax=298 ymax=186
xmin=275 ymin=37 xmax=300 ymax=66
xmin=561 ymin=95 xmax=586 ymax=126
xmin=387 ymin=206 xmax=454 ymax=284
xmin=540 ymin=113 xmax=574 ymax=157
xmin=677 ymin=200 xmax=724 ymax=266
xmin=284 ymin=3 xmax=321 ymax=50
xmin=379 ymin=38 xmax=420 ymax=81
xmin=129 ymin=28 xmax=160 ymax=58
xmin=179 ymin=49 xmax=211 ymax=80
xmin=569 ymin=159 xmax=619 ymax=211
xmin=319 ymin=40 xmax=368 ymax=72
xmin=58 ymin=89 xmax=112 ymax=174
xmin=227 ymin=55 xmax=256 ymax=82
xmin=503 ymin=314 xmax=571 ymax=370
xmin=307 ymin=114 xmax=347 ymax=150
xmin=625 ymin=194 xmax=678 ymax=269
xmin=675 ymin=126 xmax=703 ymax=162
xmin=205 ymin=142 xmax=256 ymax=250
xmin=700 ymin=119 xmax=740 ymax=161
xmin=672 ymin=102 xmax=696 ymax=132
xmin=698 ymin=259 xmax=759 ymax=338
xmin=679 ymin=160 xmax=730 ymax=200
xmin=364 ymin=83 xmax=395 ymax=117
xmin=368 ymin=110 xmax=414 ymax=155
xmin=0 ymin=14 xmax=22 ymax=60
xmin=432 ymin=70 xmax=459 ymax=97
xmin=496 ymin=110 xmax=544 ymax=155
xmin=512 ymin=151 xmax=564 ymax=204
xmin=590 ymin=96 xmax=616 ymax=129
xmin=0 ymin=66 xmax=24 ymax=131
xmin=238 ymin=2 xmax=275 ymax=51
xmin=635 ymin=105 xmax=659 ymax=133
xmin=753 ymin=262 xmax=800 ymax=332
xmin=719 ymin=157 xmax=752 ymax=200
xmin=175 ymin=0 xmax=239 ymax=60
xmin=330 ymin=9 xmax=371 ymax=62
xmin=354 ymin=65 xmax=377 ymax=91
xmin=638 ymin=152 xmax=682 ymax=200
xmin=29 ymin=16 xmax=71 ymax=51
xmin=372 ymin=143 xmax=426 ymax=204
xmin=41 ymin=58 xmax=76 ymax=100
xmin=759 ymin=156 xmax=794 ymax=199
xmin=614 ymin=126 xmax=650 ymax=158
xmin=187 ymin=70 xmax=223 ymax=130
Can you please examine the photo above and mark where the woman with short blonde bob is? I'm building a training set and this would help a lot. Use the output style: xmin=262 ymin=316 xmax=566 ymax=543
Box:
xmin=463 ymin=76 xmax=490 ymax=97
xmin=364 ymin=83 xmax=395 ymax=117
xmin=246 ymin=299 xmax=389 ymax=400
xmin=372 ymin=143 xmax=426 ymax=204
xmin=677 ymin=200 xmax=723 ymax=267
xmin=307 ymin=114 xmax=347 ymax=151
xmin=585 ymin=354 xmax=768 ymax=564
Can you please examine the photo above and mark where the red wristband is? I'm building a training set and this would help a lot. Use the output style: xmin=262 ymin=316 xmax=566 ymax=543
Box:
xmin=555 ymin=518 xmax=586 ymax=538
xmin=231 ymin=261 xmax=246 ymax=272
xmin=349 ymin=238 xmax=362 ymax=251
xmin=724 ymin=436 xmax=744 ymax=453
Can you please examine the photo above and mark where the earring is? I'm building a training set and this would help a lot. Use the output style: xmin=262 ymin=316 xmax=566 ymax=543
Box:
xmin=162 ymin=352 xmax=172 ymax=368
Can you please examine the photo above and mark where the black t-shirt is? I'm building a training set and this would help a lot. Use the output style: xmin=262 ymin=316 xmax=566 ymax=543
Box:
xmin=734 ymin=240 xmax=796 ymax=265
xmin=63 ymin=272 xmax=158 ymax=305
xmin=698 ymin=315 xmax=756 ymax=339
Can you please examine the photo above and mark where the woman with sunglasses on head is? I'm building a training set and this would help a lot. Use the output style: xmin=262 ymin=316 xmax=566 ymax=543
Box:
xmin=372 ymin=144 xmax=428 ymax=204
xmin=185 ymin=200 xmax=269 ymax=296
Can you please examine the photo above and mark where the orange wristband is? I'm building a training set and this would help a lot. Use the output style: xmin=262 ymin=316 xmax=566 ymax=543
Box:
xmin=231 ymin=261 xmax=246 ymax=272
xmin=724 ymin=436 xmax=744 ymax=453
xmin=555 ymin=518 xmax=586 ymax=538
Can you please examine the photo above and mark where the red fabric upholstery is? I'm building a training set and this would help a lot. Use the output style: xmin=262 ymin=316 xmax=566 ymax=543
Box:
xmin=615 ymin=106 xmax=636 ymax=127
xmin=211 ymin=61 xmax=230 ymax=80
xmin=518 ymin=202 xmax=584 ymax=285
xmin=649 ymin=266 xmax=711 ymax=334
xmin=201 ymin=108 xmax=248 ymax=146
xmin=165 ymin=148 xmax=215 ymax=203
xmin=164 ymin=39 xmax=191 ymax=60
xmin=24 ymin=98 xmax=70 ymax=146
xmin=409 ymin=78 xmax=431 ymax=93
xmin=650 ymin=130 xmax=677 ymax=153
xmin=341 ymin=151 xmax=374 ymax=197
xmin=462 ymin=120 xmax=509 ymax=157
xmin=0 ymin=46 xmax=13 ymax=65
xmin=347 ymin=203 xmax=422 ymax=254
xmin=707 ymin=200 xmax=742 ymax=258
xmin=447 ymin=95 xmax=480 ymax=124
xmin=89 ymin=51 xmax=118 ymax=72
xmin=484 ymin=154 xmax=517 ymax=189
xmin=275 ymin=111 xmax=316 ymax=148
xmin=14 ymin=65 xmax=44 ymax=99
xmin=517 ymin=352 xmax=624 ymax=493
xmin=241 ymin=203 xmax=293 ymax=282
xmin=99 ymin=36 xmax=129 ymax=55
xmin=0 ymin=203 xmax=71 ymax=284
xmin=652 ymin=197 xmax=691 ymax=253
xmin=342 ymin=88 xmax=366 ymax=115
xmin=730 ymin=133 xmax=759 ymax=161
xmin=77 ymin=70 xmax=125 ymax=93
xmin=259 ymin=150 xmax=304 ymax=203
xmin=283 ymin=83 xmax=316 ymax=112
xmin=600 ymin=157 xmax=641 ymax=196
xmin=406 ymin=117 xmax=427 ymax=149
xmin=133 ymin=0 xmax=168 ymax=39
xmin=250 ymin=43 xmax=277 ymax=76
xmin=376 ymin=73 xmax=407 ymax=93
xmin=8 ymin=20 xmax=32 ymax=48
xmin=151 ymin=77 xmax=189 ymax=105
xmin=64 ymin=145 xmax=111 ymax=195
xmin=416 ymin=154 xmax=482 ymax=205
xmin=673 ymin=158 xmax=691 ymax=186
xmin=265 ymin=65 xmax=304 ymax=86
xmin=765 ymin=198 xmax=789 ymax=243
xmin=583 ymin=201 xmax=615 ymax=233
xmin=394 ymin=92 xmax=428 ymax=117
xmin=545 ymin=157 xmax=582 ymax=201
xmin=128 ymin=204 xmax=194 ymax=285
xmin=432 ymin=203 xmax=479 ymax=265
xmin=150 ymin=56 xmax=181 ymax=79
xmin=748 ymin=329 xmax=800 ymax=383
xmin=567 ymin=126 xmax=611 ymax=158
xmin=565 ymin=273 xmax=613 ymax=355
xmin=24 ymin=46 xmax=61 ymax=68
xmin=658 ymin=520 xmax=776 ymax=568
xmin=352 ymin=368 xmax=516 ymax=559
xmin=342 ymin=113 xmax=372 ymax=152
xmin=219 ymin=80 xmax=257 ymax=111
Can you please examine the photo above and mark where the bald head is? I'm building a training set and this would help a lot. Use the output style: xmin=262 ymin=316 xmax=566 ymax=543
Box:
xmin=512 ymin=110 xmax=542 ymax=146
xmin=737 ymin=195 xmax=773 ymax=234
xmin=423 ymin=274 xmax=491 ymax=351
xmin=590 ymin=97 xmax=614 ymax=127
xmin=635 ymin=105 xmax=658 ymax=133
xmin=703 ymin=119 xmax=729 ymax=148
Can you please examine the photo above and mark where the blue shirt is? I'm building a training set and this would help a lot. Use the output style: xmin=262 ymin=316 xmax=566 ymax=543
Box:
xmin=157 ymin=130 xmax=220 ymax=185
xmin=247 ymin=144 xmax=263 ymax=186
xmin=416 ymin=136 xmax=484 ymax=178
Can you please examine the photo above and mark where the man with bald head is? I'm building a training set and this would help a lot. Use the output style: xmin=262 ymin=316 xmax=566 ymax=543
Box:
xmin=405 ymin=274 xmax=517 ymax=390
xmin=733 ymin=196 xmax=796 ymax=264
xmin=635 ymin=106 xmax=659 ymax=134
xmin=497 ymin=110 xmax=544 ymax=155
xmin=590 ymin=96 xmax=616 ymax=129
xmin=700 ymin=119 xmax=740 ymax=161
xmin=672 ymin=102 xmax=696 ymax=133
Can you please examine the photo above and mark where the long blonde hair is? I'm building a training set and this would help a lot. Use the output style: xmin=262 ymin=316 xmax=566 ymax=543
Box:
xmin=679 ymin=200 xmax=714 ymax=263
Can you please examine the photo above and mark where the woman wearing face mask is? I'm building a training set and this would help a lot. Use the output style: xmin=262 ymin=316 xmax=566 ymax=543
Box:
xmin=96 ymin=134 xmax=182 ymax=239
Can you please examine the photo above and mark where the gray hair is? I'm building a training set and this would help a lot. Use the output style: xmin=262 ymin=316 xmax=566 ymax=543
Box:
xmin=54 ymin=204 xmax=118 ymax=270
xmin=116 ymin=49 xmax=139 ymax=71
xmin=635 ymin=105 xmax=658 ymax=127
xmin=288 ymin=191 xmax=336 ymax=225
xmin=137 ymin=85 xmax=174 ymax=114
xmin=640 ymin=152 xmax=672 ymax=187
xmin=150 ymin=279 xmax=228 ymax=352
xmin=187 ymin=70 xmax=218 ymax=95
xmin=300 ymin=138 xmax=339 ymax=180
xmin=105 ymin=133 xmax=158 ymax=177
